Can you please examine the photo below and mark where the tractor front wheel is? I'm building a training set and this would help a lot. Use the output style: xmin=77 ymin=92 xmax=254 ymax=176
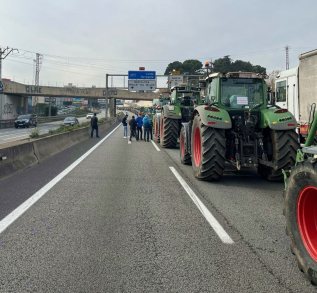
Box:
xmin=180 ymin=125 xmax=191 ymax=165
xmin=284 ymin=160 xmax=317 ymax=285
xmin=160 ymin=113 xmax=178 ymax=148
xmin=191 ymin=114 xmax=226 ymax=180
xmin=153 ymin=114 xmax=160 ymax=143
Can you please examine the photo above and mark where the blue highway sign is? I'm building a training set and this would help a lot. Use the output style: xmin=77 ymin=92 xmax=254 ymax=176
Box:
xmin=128 ymin=71 xmax=156 ymax=80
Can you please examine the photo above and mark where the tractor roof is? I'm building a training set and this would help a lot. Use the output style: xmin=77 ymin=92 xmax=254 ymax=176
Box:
xmin=206 ymin=72 xmax=268 ymax=80
xmin=170 ymin=85 xmax=201 ymax=93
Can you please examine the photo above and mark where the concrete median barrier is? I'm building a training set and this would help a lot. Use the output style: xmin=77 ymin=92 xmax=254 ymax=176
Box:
xmin=0 ymin=114 xmax=123 ymax=180
xmin=0 ymin=141 xmax=38 ymax=179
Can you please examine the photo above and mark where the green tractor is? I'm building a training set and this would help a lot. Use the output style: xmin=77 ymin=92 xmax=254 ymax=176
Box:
xmin=180 ymin=72 xmax=299 ymax=180
xmin=159 ymin=84 xmax=202 ymax=147
xmin=283 ymin=113 xmax=317 ymax=285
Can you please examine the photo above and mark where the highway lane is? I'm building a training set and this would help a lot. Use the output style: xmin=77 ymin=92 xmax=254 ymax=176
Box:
xmin=0 ymin=110 xmax=109 ymax=145
xmin=0 ymin=119 xmax=314 ymax=292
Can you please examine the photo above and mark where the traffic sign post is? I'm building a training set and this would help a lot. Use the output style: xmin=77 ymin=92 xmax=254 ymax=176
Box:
xmin=128 ymin=80 xmax=156 ymax=91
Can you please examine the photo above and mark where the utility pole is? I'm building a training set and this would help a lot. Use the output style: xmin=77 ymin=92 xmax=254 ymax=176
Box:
xmin=35 ymin=53 xmax=43 ymax=86
xmin=33 ymin=53 xmax=43 ymax=109
xmin=285 ymin=45 xmax=290 ymax=70
xmin=105 ymin=74 xmax=108 ymax=119
xmin=0 ymin=46 xmax=19 ymax=80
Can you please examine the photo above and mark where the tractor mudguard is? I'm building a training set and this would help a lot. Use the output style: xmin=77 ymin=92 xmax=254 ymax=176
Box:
xmin=192 ymin=105 xmax=232 ymax=129
xmin=181 ymin=122 xmax=191 ymax=154
xmin=162 ymin=105 xmax=182 ymax=119
xmin=261 ymin=109 xmax=297 ymax=130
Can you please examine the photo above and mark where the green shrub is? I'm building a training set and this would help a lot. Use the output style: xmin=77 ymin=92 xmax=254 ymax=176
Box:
xmin=29 ymin=127 xmax=40 ymax=138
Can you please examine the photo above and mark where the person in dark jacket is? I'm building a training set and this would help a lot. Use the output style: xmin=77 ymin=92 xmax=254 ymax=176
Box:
xmin=91 ymin=113 xmax=99 ymax=138
xmin=122 ymin=114 xmax=128 ymax=138
xmin=142 ymin=114 xmax=151 ymax=142
xmin=129 ymin=115 xmax=137 ymax=142
xmin=135 ymin=112 xmax=143 ymax=140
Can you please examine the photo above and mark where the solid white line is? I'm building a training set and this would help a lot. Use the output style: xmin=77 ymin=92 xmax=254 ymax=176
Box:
xmin=151 ymin=140 xmax=160 ymax=151
xmin=0 ymin=123 xmax=121 ymax=235
xmin=169 ymin=167 xmax=234 ymax=244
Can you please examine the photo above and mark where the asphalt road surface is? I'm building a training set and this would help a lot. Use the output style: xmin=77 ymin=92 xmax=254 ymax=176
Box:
xmin=0 ymin=110 xmax=108 ymax=145
xmin=0 ymin=114 xmax=314 ymax=292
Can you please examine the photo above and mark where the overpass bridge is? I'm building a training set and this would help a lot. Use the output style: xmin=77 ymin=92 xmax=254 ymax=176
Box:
xmin=0 ymin=80 xmax=161 ymax=120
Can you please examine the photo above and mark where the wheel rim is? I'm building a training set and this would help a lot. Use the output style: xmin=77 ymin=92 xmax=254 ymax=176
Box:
xmin=193 ymin=126 xmax=201 ymax=167
xmin=181 ymin=132 xmax=185 ymax=157
xmin=161 ymin=118 xmax=164 ymax=139
xmin=297 ymin=185 xmax=317 ymax=261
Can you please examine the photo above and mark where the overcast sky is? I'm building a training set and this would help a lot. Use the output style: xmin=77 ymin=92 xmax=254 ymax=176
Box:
xmin=1 ymin=0 xmax=316 ymax=88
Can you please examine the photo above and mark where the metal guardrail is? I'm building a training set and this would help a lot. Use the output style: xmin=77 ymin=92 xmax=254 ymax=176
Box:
xmin=0 ymin=119 xmax=15 ymax=129
xmin=37 ymin=114 xmax=87 ymax=124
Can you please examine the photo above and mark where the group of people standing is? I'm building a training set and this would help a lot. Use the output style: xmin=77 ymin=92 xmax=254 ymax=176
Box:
xmin=122 ymin=112 xmax=153 ymax=142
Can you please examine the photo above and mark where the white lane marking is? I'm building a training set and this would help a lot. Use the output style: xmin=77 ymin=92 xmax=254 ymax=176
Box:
xmin=169 ymin=167 xmax=234 ymax=244
xmin=0 ymin=123 xmax=121 ymax=235
xmin=151 ymin=140 xmax=160 ymax=151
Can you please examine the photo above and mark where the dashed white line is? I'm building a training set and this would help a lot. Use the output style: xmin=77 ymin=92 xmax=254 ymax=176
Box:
xmin=169 ymin=166 xmax=234 ymax=244
xmin=151 ymin=140 xmax=160 ymax=151
xmin=0 ymin=123 xmax=122 ymax=235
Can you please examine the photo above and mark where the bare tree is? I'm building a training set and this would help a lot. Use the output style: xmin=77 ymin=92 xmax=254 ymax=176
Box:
xmin=265 ymin=70 xmax=281 ymax=91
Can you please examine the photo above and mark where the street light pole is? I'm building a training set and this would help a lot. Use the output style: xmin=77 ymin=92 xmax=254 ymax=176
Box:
xmin=105 ymin=74 xmax=108 ymax=119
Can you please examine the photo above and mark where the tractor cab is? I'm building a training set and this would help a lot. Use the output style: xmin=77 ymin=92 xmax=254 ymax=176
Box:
xmin=170 ymin=83 xmax=202 ymax=107
xmin=204 ymin=72 xmax=267 ymax=111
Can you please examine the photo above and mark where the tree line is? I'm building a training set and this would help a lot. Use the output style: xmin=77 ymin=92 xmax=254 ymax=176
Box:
xmin=164 ymin=56 xmax=266 ymax=76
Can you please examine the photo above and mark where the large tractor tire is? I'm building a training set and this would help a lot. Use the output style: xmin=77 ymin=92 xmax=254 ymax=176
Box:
xmin=180 ymin=125 xmax=191 ymax=165
xmin=191 ymin=114 xmax=226 ymax=180
xmin=284 ymin=160 xmax=317 ymax=285
xmin=160 ymin=114 xmax=178 ymax=148
xmin=258 ymin=129 xmax=299 ymax=181
xmin=153 ymin=114 xmax=160 ymax=143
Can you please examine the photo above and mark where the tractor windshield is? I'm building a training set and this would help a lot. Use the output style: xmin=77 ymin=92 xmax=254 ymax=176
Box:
xmin=220 ymin=78 xmax=264 ymax=109
xmin=177 ymin=92 xmax=199 ymax=106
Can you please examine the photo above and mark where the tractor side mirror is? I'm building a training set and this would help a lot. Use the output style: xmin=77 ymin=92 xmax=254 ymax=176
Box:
xmin=266 ymin=87 xmax=273 ymax=106
xmin=199 ymin=80 xmax=206 ymax=88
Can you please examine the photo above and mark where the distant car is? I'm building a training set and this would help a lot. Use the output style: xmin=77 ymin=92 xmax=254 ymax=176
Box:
xmin=86 ymin=113 xmax=94 ymax=119
xmin=15 ymin=114 xmax=37 ymax=128
xmin=62 ymin=117 xmax=79 ymax=126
